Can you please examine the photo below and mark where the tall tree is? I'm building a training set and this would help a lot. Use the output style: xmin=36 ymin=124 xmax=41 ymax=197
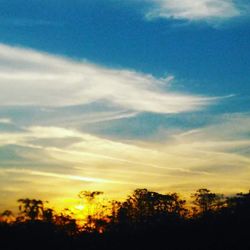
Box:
xmin=117 ymin=189 xmax=187 ymax=226
xmin=17 ymin=199 xmax=45 ymax=221
xmin=192 ymin=189 xmax=224 ymax=214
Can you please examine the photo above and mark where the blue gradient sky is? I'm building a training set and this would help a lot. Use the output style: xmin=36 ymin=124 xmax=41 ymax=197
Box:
xmin=0 ymin=0 xmax=250 ymax=210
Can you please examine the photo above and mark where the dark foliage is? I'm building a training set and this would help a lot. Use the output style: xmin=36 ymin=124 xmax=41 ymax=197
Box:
xmin=1 ymin=188 xmax=250 ymax=250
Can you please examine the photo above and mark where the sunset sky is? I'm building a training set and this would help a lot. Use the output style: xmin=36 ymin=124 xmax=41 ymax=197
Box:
xmin=0 ymin=0 xmax=250 ymax=212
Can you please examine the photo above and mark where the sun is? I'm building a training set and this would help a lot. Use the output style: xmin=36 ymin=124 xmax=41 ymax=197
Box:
xmin=75 ymin=204 xmax=85 ymax=211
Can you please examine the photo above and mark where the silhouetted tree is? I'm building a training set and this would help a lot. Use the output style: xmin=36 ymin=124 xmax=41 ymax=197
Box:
xmin=54 ymin=208 xmax=78 ymax=235
xmin=2 ymin=188 xmax=250 ymax=250
xmin=0 ymin=210 xmax=14 ymax=223
xmin=78 ymin=190 xmax=106 ymax=232
xmin=226 ymin=191 xmax=250 ymax=220
xmin=116 ymin=189 xmax=187 ymax=228
xmin=17 ymin=198 xmax=45 ymax=221
xmin=43 ymin=207 xmax=54 ymax=222
xmin=192 ymin=188 xmax=224 ymax=214
xmin=78 ymin=191 xmax=104 ymax=202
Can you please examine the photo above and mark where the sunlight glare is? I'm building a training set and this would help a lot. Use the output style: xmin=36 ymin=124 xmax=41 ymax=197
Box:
xmin=75 ymin=204 xmax=85 ymax=211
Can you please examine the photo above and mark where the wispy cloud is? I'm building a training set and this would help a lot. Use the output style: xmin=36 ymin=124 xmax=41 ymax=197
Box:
xmin=1 ymin=168 xmax=132 ymax=185
xmin=146 ymin=0 xmax=244 ymax=21
xmin=0 ymin=113 xmax=250 ymax=209
xmin=0 ymin=43 xmax=213 ymax=114
xmin=1 ymin=122 xmax=250 ymax=183
xmin=0 ymin=18 xmax=60 ymax=27
xmin=0 ymin=118 xmax=12 ymax=124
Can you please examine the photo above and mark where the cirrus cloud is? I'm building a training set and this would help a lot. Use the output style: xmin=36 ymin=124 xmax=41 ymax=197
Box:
xmin=0 ymin=43 xmax=213 ymax=114
xmin=146 ymin=0 xmax=243 ymax=21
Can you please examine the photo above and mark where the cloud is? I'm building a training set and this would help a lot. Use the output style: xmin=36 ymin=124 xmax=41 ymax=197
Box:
xmin=0 ymin=18 xmax=59 ymax=28
xmin=1 ymin=122 xmax=250 ymax=180
xmin=1 ymin=168 xmax=131 ymax=185
xmin=174 ymin=113 xmax=250 ymax=143
xmin=0 ymin=43 xmax=213 ymax=114
xmin=146 ymin=0 xmax=242 ymax=21
xmin=1 ymin=113 xmax=250 ymax=210
xmin=0 ymin=118 xmax=12 ymax=124
xmin=0 ymin=125 xmax=217 ymax=177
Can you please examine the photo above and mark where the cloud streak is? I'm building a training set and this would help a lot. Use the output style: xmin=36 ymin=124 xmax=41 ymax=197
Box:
xmin=1 ymin=168 xmax=133 ymax=185
xmin=1 ymin=114 xmax=250 ymax=210
xmin=0 ymin=43 xmax=213 ymax=114
xmin=0 ymin=118 xmax=12 ymax=124
xmin=146 ymin=0 xmax=243 ymax=21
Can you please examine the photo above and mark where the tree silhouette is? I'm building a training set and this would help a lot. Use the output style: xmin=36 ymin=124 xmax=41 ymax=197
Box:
xmin=54 ymin=208 xmax=77 ymax=235
xmin=0 ymin=210 xmax=14 ymax=223
xmin=17 ymin=198 xmax=45 ymax=221
xmin=116 ymin=188 xmax=187 ymax=228
xmin=192 ymin=188 xmax=224 ymax=214
xmin=78 ymin=190 xmax=106 ymax=232
xmin=2 ymin=188 xmax=250 ymax=250
xmin=43 ymin=207 xmax=54 ymax=222
xmin=78 ymin=191 xmax=104 ymax=202
xmin=226 ymin=191 xmax=250 ymax=222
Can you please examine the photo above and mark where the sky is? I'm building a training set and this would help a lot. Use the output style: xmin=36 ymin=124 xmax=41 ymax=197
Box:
xmin=0 ymin=0 xmax=250 ymax=211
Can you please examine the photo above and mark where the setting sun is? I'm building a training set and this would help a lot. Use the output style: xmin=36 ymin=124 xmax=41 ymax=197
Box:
xmin=75 ymin=204 xmax=85 ymax=211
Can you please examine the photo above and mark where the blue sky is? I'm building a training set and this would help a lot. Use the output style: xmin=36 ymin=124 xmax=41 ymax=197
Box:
xmin=0 ymin=0 xmax=250 ymax=210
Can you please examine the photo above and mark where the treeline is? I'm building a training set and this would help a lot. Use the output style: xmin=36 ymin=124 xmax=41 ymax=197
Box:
xmin=1 ymin=188 xmax=250 ymax=250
